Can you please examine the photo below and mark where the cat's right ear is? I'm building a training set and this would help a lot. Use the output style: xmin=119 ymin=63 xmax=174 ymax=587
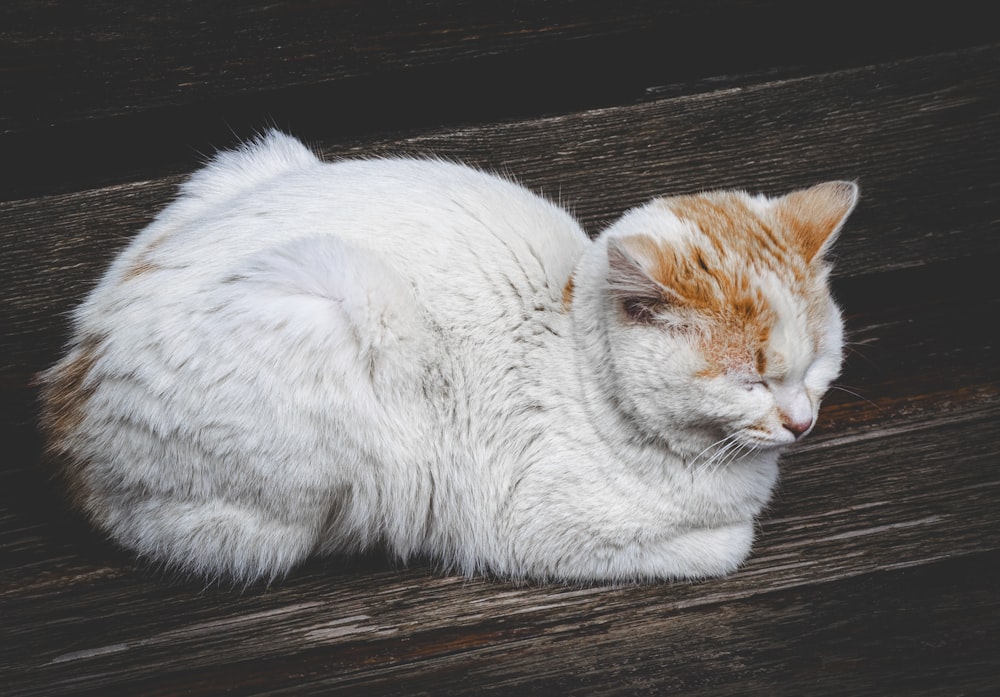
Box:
xmin=775 ymin=181 xmax=859 ymax=263
xmin=606 ymin=235 xmax=684 ymax=323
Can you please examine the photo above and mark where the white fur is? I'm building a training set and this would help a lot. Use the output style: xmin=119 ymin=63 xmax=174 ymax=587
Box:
xmin=45 ymin=132 xmax=846 ymax=583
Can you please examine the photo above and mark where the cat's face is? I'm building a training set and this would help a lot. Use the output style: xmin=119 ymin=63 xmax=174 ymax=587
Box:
xmin=597 ymin=182 xmax=857 ymax=457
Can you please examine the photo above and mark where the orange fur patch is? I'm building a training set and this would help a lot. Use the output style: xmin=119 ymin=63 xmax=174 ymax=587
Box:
xmin=621 ymin=222 xmax=775 ymax=354
xmin=562 ymin=275 xmax=575 ymax=308
xmin=39 ymin=341 xmax=98 ymax=439
xmin=665 ymin=193 xmax=803 ymax=280
xmin=644 ymin=182 xmax=857 ymax=375
xmin=37 ymin=337 xmax=101 ymax=508
xmin=122 ymin=259 xmax=159 ymax=282
xmin=121 ymin=230 xmax=172 ymax=283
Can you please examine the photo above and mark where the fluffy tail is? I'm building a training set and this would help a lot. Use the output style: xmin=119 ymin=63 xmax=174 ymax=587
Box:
xmin=179 ymin=130 xmax=320 ymax=211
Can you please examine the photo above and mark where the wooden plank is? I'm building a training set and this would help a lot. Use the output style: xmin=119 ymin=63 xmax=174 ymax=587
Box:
xmin=200 ymin=552 xmax=1000 ymax=697
xmin=3 ymin=0 xmax=994 ymax=135
xmin=4 ymin=1 xmax=994 ymax=200
xmin=2 ymin=360 xmax=996 ymax=694
xmin=2 ymin=45 xmax=998 ymax=384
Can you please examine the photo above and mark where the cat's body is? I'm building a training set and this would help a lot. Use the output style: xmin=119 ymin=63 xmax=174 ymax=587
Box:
xmin=39 ymin=132 xmax=857 ymax=583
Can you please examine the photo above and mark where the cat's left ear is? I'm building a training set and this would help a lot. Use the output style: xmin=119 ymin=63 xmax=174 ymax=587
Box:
xmin=774 ymin=181 xmax=859 ymax=263
xmin=606 ymin=235 xmax=682 ymax=323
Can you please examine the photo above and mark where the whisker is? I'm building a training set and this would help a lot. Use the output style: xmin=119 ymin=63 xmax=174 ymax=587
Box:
xmin=845 ymin=335 xmax=880 ymax=346
xmin=842 ymin=344 xmax=880 ymax=368
xmin=689 ymin=434 xmax=735 ymax=466
xmin=705 ymin=448 xmax=734 ymax=478
xmin=688 ymin=433 xmax=738 ymax=474
xmin=840 ymin=326 xmax=883 ymax=365
xmin=712 ymin=441 xmax=754 ymax=476
xmin=694 ymin=436 xmax=743 ymax=479
xmin=828 ymin=383 xmax=881 ymax=410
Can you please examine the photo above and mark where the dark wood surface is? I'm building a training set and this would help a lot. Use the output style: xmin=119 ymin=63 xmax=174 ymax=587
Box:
xmin=2 ymin=3 xmax=998 ymax=695
xmin=2 ymin=0 xmax=997 ymax=201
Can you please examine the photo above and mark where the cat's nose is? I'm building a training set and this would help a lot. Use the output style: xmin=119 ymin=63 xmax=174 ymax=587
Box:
xmin=781 ymin=413 xmax=814 ymax=439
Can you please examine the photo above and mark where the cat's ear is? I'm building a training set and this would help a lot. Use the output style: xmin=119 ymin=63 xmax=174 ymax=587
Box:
xmin=774 ymin=181 xmax=858 ymax=263
xmin=607 ymin=235 xmax=686 ymax=323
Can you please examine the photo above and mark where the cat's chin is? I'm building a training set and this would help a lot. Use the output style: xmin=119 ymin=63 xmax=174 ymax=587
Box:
xmin=755 ymin=439 xmax=793 ymax=452
xmin=744 ymin=435 xmax=795 ymax=451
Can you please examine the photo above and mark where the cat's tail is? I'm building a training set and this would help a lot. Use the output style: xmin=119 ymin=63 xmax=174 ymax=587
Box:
xmin=102 ymin=496 xmax=323 ymax=585
xmin=178 ymin=130 xmax=320 ymax=211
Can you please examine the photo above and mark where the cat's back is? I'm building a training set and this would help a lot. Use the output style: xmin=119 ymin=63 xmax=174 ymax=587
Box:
xmin=93 ymin=133 xmax=587 ymax=321
xmin=51 ymin=132 xmax=589 ymax=489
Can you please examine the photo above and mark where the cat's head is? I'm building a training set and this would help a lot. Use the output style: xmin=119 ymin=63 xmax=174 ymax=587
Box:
xmin=577 ymin=181 xmax=858 ymax=457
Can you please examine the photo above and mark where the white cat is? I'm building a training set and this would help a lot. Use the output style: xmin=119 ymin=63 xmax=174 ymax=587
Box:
xmin=39 ymin=131 xmax=857 ymax=583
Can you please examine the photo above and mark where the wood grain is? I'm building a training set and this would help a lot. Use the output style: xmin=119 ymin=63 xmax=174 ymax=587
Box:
xmin=2 ymin=45 xmax=998 ymax=382
xmin=2 ymin=1 xmax=997 ymax=201
xmin=3 ymin=0 xmax=994 ymax=134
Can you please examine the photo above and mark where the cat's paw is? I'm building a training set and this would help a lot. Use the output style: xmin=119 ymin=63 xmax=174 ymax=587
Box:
xmin=512 ymin=521 xmax=756 ymax=583
xmin=655 ymin=522 xmax=755 ymax=579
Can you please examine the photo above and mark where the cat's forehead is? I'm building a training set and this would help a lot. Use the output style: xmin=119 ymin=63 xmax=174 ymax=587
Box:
xmin=617 ymin=191 xmax=817 ymax=292
xmin=654 ymin=191 xmax=783 ymax=255
xmin=648 ymin=190 xmax=828 ymax=291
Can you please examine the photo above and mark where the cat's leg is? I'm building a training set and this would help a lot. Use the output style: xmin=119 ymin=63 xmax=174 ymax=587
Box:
xmin=223 ymin=234 xmax=438 ymax=560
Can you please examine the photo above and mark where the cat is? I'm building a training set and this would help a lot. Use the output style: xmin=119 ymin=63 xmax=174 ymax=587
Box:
xmin=38 ymin=131 xmax=858 ymax=584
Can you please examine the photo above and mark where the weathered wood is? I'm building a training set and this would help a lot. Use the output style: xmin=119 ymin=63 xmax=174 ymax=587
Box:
xmin=3 ymin=0 xmax=994 ymax=134
xmin=2 ymin=45 xmax=998 ymax=385
xmin=2 ymin=1 xmax=998 ymax=201
xmin=3 ymin=420 xmax=997 ymax=696
xmin=116 ymin=552 xmax=996 ymax=697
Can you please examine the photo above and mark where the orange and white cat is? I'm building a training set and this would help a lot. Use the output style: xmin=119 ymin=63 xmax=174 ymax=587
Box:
xmin=39 ymin=131 xmax=857 ymax=583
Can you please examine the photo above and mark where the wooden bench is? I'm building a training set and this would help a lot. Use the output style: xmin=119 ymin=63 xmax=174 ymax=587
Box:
xmin=2 ymin=2 xmax=998 ymax=694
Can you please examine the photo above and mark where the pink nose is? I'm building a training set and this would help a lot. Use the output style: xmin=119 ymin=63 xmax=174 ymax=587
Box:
xmin=781 ymin=413 xmax=814 ymax=439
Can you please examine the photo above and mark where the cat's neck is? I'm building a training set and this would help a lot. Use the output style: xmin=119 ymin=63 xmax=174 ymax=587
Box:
xmin=564 ymin=318 xmax=686 ymax=471
xmin=564 ymin=242 xmax=715 ymax=469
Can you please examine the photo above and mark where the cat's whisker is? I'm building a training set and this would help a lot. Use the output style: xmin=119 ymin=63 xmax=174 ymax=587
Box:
xmin=828 ymin=383 xmax=881 ymax=410
xmin=688 ymin=433 xmax=739 ymax=471
xmin=709 ymin=441 xmax=751 ymax=477
xmin=842 ymin=344 xmax=879 ymax=368
xmin=693 ymin=435 xmax=743 ymax=479
xmin=688 ymin=437 xmax=730 ymax=474
xmin=691 ymin=449 xmax=723 ymax=479
xmin=840 ymin=330 xmax=881 ymax=367
xmin=690 ymin=436 xmax=736 ymax=476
